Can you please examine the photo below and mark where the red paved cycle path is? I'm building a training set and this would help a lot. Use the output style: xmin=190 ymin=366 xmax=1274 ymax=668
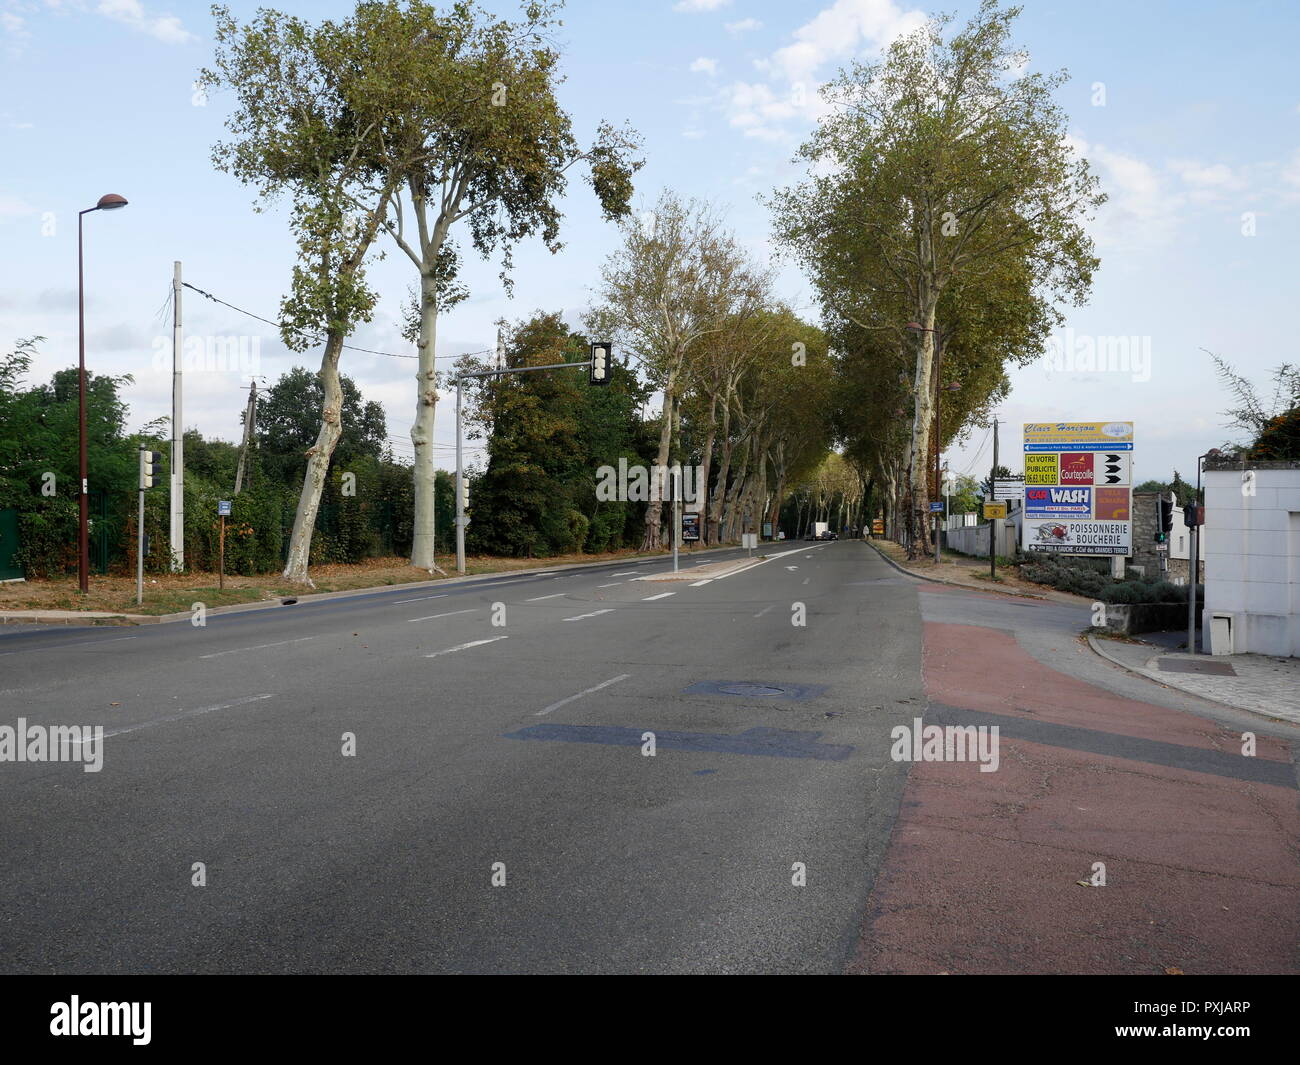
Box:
xmin=850 ymin=589 xmax=1299 ymax=975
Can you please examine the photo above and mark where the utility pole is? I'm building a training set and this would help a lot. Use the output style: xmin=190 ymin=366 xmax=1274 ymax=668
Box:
xmin=233 ymin=380 xmax=258 ymax=495
xmin=672 ymin=465 xmax=681 ymax=573
xmin=169 ymin=261 xmax=184 ymax=572
xmin=990 ymin=417 xmax=999 ymax=581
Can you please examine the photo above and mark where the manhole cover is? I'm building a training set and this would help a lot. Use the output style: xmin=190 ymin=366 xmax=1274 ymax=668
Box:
xmin=718 ymin=683 xmax=787 ymax=697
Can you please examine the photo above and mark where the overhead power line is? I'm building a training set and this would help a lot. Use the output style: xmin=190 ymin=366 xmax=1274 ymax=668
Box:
xmin=181 ymin=282 xmax=492 ymax=363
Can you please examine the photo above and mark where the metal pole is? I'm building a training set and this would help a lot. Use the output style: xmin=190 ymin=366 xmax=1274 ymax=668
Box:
xmin=219 ymin=515 xmax=226 ymax=591
xmin=1188 ymin=457 xmax=1202 ymax=654
xmin=672 ymin=466 xmax=680 ymax=573
xmin=170 ymin=261 xmax=183 ymax=572
xmin=136 ymin=447 xmax=144 ymax=606
xmin=77 ymin=211 xmax=89 ymax=593
xmin=990 ymin=417 xmax=999 ymax=580
xmin=455 ymin=379 xmax=465 ymax=575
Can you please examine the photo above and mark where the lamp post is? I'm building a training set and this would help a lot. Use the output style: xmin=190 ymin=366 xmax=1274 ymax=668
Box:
xmin=77 ymin=193 xmax=128 ymax=593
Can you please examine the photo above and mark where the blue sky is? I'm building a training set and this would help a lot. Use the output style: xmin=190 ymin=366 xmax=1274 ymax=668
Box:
xmin=2 ymin=0 xmax=1298 ymax=483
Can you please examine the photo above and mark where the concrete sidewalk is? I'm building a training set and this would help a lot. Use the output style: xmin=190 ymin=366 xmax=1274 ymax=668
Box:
xmin=1090 ymin=635 xmax=1300 ymax=725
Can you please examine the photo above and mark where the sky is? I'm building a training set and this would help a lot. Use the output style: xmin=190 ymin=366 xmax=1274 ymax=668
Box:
xmin=2 ymin=0 xmax=1298 ymax=485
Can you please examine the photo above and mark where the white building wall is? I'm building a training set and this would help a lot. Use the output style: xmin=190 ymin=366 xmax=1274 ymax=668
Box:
xmin=1202 ymin=467 xmax=1300 ymax=657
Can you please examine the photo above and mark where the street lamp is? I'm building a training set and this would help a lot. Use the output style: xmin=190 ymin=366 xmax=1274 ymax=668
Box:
xmin=77 ymin=193 xmax=128 ymax=593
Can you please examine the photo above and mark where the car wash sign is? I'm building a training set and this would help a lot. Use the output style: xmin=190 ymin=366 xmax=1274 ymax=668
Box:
xmin=1022 ymin=422 xmax=1133 ymax=555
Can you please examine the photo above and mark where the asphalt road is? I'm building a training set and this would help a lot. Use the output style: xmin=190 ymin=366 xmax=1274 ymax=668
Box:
xmin=0 ymin=540 xmax=924 ymax=974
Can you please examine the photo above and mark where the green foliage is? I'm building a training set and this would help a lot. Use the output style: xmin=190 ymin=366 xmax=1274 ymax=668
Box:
xmin=14 ymin=497 xmax=79 ymax=579
xmin=1021 ymin=556 xmax=1201 ymax=604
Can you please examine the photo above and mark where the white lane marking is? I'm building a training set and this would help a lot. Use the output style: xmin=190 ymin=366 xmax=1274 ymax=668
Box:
xmin=754 ymin=604 xmax=775 ymax=618
xmin=424 ymin=636 xmax=508 ymax=658
xmin=524 ymin=593 xmax=566 ymax=602
xmin=393 ymin=593 xmax=447 ymax=604
xmin=199 ymin=637 xmax=316 ymax=660
xmin=407 ymin=608 xmax=477 ymax=622
xmin=535 ymin=673 xmax=631 ymax=716
xmin=597 ymin=582 xmax=623 ymax=588
xmin=76 ymin=693 xmax=277 ymax=741
xmin=786 ymin=566 xmax=799 ymax=571
xmin=610 ymin=571 xmax=639 ymax=576
xmin=641 ymin=592 xmax=676 ymax=601
xmin=690 ymin=579 xmax=712 ymax=587
xmin=802 ymin=577 xmax=810 ymax=585
xmin=563 ymin=608 xmax=615 ymax=621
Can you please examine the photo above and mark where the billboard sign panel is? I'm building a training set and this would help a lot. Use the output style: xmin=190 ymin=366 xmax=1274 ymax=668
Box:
xmin=1022 ymin=422 xmax=1133 ymax=556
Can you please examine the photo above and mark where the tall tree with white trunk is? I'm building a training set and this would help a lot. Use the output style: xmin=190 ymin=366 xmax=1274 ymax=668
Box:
xmin=337 ymin=0 xmax=640 ymax=572
xmin=770 ymin=0 xmax=1102 ymax=556
xmin=204 ymin=5 xmax=403 ymax=586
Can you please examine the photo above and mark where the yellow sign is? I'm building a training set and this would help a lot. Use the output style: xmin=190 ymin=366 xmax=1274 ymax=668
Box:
xmin=983 ymin=502 xmax=1007 ymax=519
xmin=871 ymin=519 xmax=884 ymax=535
xmin=1024 ymin=453 xmax=1058 ymax=485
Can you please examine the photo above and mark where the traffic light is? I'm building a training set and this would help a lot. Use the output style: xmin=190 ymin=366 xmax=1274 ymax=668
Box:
xmin=1184 ymin=502 xmax=1201 ymax=528
xmin=1153 ymin=493 xmax=1175 ymax=543
xmin=589 ymin=342 xmax=611 ymax=386
xmin=460 ymin=478 xmax=470 ymax=512
xmin=139 ymin=448 xmax=161 ymax=490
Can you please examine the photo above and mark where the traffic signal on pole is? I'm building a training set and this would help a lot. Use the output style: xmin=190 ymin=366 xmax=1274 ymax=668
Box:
xmin=1184 ymin=502 xmax=1201 ymax=528
xmin=1154 ymin=494 xmax=1173 ymax=542
xmin=140 ymin=449 xmax=161 ymax=490
xmin=460 ymin=478 xmax=470 ymax=512
xmin=589 ymin=342 xmax=611 ymax=386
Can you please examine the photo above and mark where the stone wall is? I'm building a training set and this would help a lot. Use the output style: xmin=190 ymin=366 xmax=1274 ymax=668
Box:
xmin=1131 ymin=490 xmax=1204 ymax=583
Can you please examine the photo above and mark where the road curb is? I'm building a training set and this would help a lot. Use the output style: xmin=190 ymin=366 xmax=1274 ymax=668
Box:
xmin=1084 ymin=633 xmax=1297 ymax=724
xmin=864 ymin=540 xmax=1049 ymax=601
xmin=0 ymin=544 xmax=745 ymax=628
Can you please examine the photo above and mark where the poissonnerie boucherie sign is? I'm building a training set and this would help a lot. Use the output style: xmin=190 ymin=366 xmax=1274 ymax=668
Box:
xmin=1021 ymin=422 xmax=1133 ymax=556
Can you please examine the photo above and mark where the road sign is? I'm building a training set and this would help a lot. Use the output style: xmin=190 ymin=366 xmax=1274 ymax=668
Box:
xmin=1022 ymin=422 xmax=1133 ymax=556
xmin=983 ymin=502 xmax=1007 ymax=519
xmin=218 ymin=500 xmax=232 ymax=516
xmin=929 ymin=501 xmax=944 ymax=512
xmin=992 ymin=478 xmax=1023 ymax=501
xmin=742 ymin=532 xmax=758 ymax=550
xmin=872 ymin=519 xmax=884 ymax=535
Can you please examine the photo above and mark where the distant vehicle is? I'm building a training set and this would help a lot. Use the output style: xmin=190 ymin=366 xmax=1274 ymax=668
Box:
xmin=806 ymin=521 xmax=829 ymax=541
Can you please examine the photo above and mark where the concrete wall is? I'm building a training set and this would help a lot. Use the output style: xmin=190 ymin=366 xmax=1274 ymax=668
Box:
xmin=1201 ymin=462 xmax=1300 ymax=657
xmin=944 ymin=514 xmax=1020 ymax=558
xmin=1131 ymin=490 xmax=1205 ymax=583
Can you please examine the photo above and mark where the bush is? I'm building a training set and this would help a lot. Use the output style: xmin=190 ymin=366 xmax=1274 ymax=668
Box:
xmin=15 ymin=496 xmax=79 ymax=578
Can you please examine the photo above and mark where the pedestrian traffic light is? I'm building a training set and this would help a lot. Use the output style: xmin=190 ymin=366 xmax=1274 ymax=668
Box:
xmin=1184 ymin=502 xmax=1201 ymax=528
xmin=589 ymin=342 xmax=611 ymax=386
xmin=139 ymin=448 xmax=161 ymax=490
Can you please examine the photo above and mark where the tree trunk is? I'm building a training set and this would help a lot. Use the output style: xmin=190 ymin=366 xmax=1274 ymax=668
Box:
xmin=282 ymin=333 xmax=346 ymax=586
xmin=409 ymin=269 xmax=444 ymax=573
xmin=640 ymin=372 xmax=675 ymax=552
xmin=698 ymin=392 xmax=717 ymax=543
xmin=907 ymin=296 xmax=939 ymax=558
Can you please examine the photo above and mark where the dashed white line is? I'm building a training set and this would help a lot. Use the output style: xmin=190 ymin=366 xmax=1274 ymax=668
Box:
xmin=597 ymin=582 xmax=623 ymax=588
xmin=393 ymin=593 xmax=447 ymax=604
xmin=610 ymin=571 xmax=639 ymax=576
xmin=535 ymin=673 xmax=631 ymax=716
xmin=754 ymin=604 xmax=775 ymax=618
xmin=563 ymin=608 xmax=615 ymax=621
xmin=80 ymin=694 xmax=277 ymax=740
xmin=524 ymin=593 xmax=566 ymax=602
xmin=641 ymin=592 xmax=676 ymax=601
xmin=424 ymin=636 xmax=508 ymax=658
xmin=199 ymin=637 xmax=316 ymax=660
xmin=407 ymin=608 xmax=477 ymax=622
xmin=690 ymin=579 xmax=712 ymax=587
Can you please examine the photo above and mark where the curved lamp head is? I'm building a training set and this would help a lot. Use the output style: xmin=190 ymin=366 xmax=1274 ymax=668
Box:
xmin=96 ymin=194 xmax=128 ymax=211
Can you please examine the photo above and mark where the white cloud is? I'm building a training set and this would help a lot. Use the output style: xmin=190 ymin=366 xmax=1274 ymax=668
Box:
xmin=673 ymin=0 xmax=732 ymax=12
xmin=96 ymin=0 xmax=196 ymax=45
xmin=689 ymin=56 xmax=718 ymax=76
xmin=725 ymin=18 xmax=762 ymax=34
xmin=717 ymin=0 xmax=925 ymax=142
xmin=0 ymin=192 xmax=36 ymax=223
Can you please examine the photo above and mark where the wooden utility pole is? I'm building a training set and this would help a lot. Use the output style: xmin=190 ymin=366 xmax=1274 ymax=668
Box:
xmin=234 ymin=380 xmax=259 ymax=495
